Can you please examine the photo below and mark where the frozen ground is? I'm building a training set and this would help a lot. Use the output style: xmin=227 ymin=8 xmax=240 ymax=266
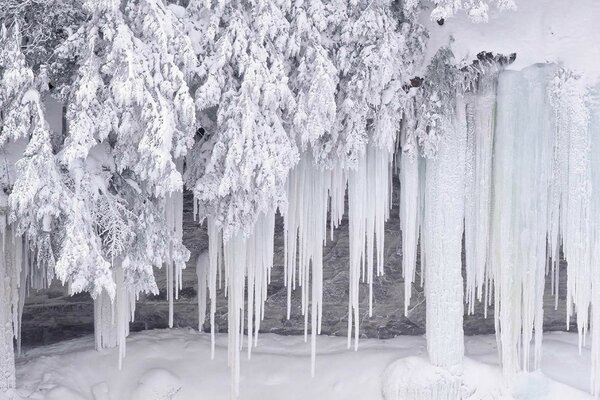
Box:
xmin=12 ymin=329 xmax=593 ymax=400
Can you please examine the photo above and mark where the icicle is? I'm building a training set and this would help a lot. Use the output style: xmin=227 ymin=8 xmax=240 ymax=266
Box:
xmin=196 ymin=251 xmax=208 ymax=333
xmin=422 ymin=92 xmax=467 ymax=369
xmin=328 ymin=164 xmax=347 ymax=240
xmin=206 ymin=217 xmax=221 ymax=359
xmin=490 ymin=65 xmax=556 ymax=380
xmin=223 ymin=230 xmax=246 ymax=398
xmin=165 ymin=194 xmax=175 ymax=328
xmin=399 ymin=122 xmax=421 ymax=316
xmin=165 ymin=159 xmax=185 ymax=328
xmin=463 ymin=73 xmax=497 ymax=314
xmin=115 ymin=264 xmax=130 ymax=370
xmin=94 ymin=288 xmax=117 ymax=350
xmin=245 ymin=211 xmax=275 ymax=358
xmin=347 ymin=144 xmax=393 ymax=350
xmin=93 ymin=261 xmax=135 ymax=370
xmin=347 ymin=152 xmax=366 ymax=351
xmin=15 ymin=237 xmax=28 ymax=356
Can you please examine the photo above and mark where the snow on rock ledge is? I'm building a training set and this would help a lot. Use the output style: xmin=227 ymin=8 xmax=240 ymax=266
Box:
xmin=422 ymin=0 xmax=600 ymax=83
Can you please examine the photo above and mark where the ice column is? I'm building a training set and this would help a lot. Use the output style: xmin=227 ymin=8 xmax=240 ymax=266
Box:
xmin=0 ymin=213 xmax=27 ymax=396
xmin=0 ymin=214 xmax=16 ymax=394
xmin=422 ymin=92 xmax=467 ymax=370
xmin=589 ymin=85 xmax=600 ymax=396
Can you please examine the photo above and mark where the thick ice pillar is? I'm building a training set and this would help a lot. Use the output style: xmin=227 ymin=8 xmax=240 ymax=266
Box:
xmin=0 ymin=213 xmax=25 ymax=396
xmin=422 ymin=93 xmax=468 ymax=369
xmin=589 ymin=86 xmax=600 ymax=396
xmin=490 ymin=65 xmax=556 ymax=379
xmin=0 ymin=214 xmax=16 ymax=394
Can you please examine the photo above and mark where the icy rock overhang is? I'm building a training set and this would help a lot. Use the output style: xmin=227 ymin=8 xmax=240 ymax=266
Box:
xmin=422 ymin=0 xmax=600 ymax=84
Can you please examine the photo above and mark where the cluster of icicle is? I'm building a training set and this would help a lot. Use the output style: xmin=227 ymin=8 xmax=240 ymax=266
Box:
xmin=464 ymin=65 xmax=600 ymax=396
xmin=195 ymin=147 xmax=394 ymax=396
xmin=193 ymin=63 xmax=600 ymax=399
xmin=0 ymin=211 xmax=52 ymax=393
xmin=94 ymin=172 xmax=185 ymax=370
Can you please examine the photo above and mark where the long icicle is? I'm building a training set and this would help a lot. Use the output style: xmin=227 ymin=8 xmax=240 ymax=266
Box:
xmin=165 ymin=159 xmax=185 ymax=328
xmin=399 ymin=111 xmax=421 ymax=316
xmin=347 ymin=144 xmax=393 ymax=350
xmin=464 ymin=73 xmax=497 ymax=315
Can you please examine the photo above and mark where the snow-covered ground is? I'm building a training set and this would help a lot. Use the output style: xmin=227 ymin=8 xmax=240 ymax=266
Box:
xmin=13 ymin=329 xmax=593 ymax=400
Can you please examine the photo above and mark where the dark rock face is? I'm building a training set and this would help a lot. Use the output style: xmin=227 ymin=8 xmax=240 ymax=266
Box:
xmin=20 ymin=179 xmax=576 ymax=349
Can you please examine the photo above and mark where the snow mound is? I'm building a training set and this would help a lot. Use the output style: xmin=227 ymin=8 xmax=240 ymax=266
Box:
xmin=131 ymin=369 xmax=182 ymax=400
xmin=91 ymin=382 xmax=110 ymax=400
xmin=512 ymin=371 xmax=549 ymax=399
xmin=44 ymin=385 xmax=87 ymax=400
xmin=381 ymin=356 xmax=462 ymax=400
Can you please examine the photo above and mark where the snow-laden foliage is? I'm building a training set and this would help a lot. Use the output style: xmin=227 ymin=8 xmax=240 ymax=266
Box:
xmin=0 ymin=24 xmax=63 ymax=285
xmin=430 ymin=0 xmax=517 ymax=23
xmin=335 ymin=0 xmax=416 ymax=159
xmin=287 ymin=0 xmax=338 ymax=166
xmin=61 ymin=0 xmax=196 ymax=197
xmin=43 ymin=0 xmax=197 ymax=299
xmin=0 ymin=0 xmax=86 ymax=68
xmin=186 ymin=0 xmax=299 ymax=238
xmin=0 ymin=24 xmax=46 ymax=145
xmin=185 ymin=0 xmax=425 ymax=237
xmin=411 ymin=47 xmax=460 ymax=158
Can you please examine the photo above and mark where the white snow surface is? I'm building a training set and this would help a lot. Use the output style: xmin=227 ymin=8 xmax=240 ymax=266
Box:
xmin=13 ymin=329 xmax=593 ymax=400
xmin=422 ymin=0 xmax=600 ymax=83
